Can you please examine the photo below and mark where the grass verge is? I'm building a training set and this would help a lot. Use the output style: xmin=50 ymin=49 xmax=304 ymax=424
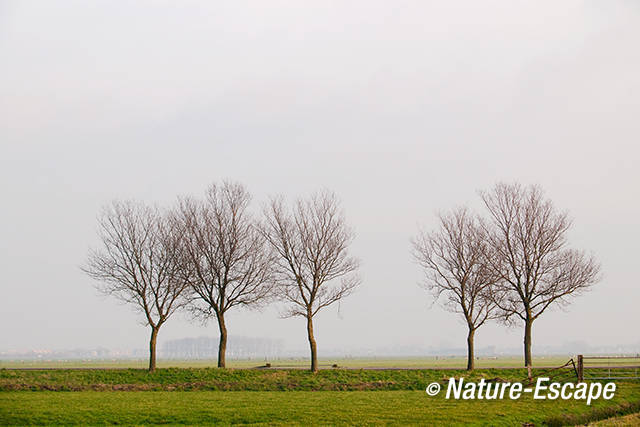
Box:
xmin=1 ymin=387 xmax=640 ymax=426
xmin=544 ymin=400 xmax=640 ymax=426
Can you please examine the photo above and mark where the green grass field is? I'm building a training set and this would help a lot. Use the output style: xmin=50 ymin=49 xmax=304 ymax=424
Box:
xmin=2 ymin=386 xmax=640 ymax=426
xmin=1 ymin=365 xmax=639 ymax=425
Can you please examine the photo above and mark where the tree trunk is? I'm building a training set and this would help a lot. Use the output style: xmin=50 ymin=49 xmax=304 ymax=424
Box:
xmin=149 ymin=327 xmax=159 ymax=373
xmin=466 ymin=328 xmax=475 ymax=371
xmin=524 ymin=317 xmax=533 ymax=368
xmin=306 ymin=313 xmax=318 ymax=373
xmin=217 ymin=311 xmax=227 ymax=368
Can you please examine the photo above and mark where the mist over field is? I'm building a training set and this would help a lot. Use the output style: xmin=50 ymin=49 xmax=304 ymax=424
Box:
xmin=1 ymin=1 xmax=639 ymax=359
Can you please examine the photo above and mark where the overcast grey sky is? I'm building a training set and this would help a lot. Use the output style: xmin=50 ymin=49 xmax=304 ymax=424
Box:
xmin=1 ymin=1 xmax=639 ymax=356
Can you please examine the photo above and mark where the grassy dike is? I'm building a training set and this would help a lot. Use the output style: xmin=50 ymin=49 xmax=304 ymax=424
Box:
xmin=1 ymin=368 xmax=639 ymax=425
xmin=1 ymin=367 xmax=535 ymax=391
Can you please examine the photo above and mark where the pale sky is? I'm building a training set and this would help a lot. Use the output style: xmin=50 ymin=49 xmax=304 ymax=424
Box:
xmin=1 ymin=1 xmax=639 ymax=356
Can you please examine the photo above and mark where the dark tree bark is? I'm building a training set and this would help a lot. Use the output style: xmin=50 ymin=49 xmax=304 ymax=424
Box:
xmin=466 ymin=328 xmax=475 ymax=371
xmin=149 ymin=327 xmax=159 ymax=372
xmin=524 ymin=316 xmax=533 ymax=367
xmin=306 ymin=313 xmax=318 ymax=373
xmin=217 ymin=312 xmax=227 ymax=368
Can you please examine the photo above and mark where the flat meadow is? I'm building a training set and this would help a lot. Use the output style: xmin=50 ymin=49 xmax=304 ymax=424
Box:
xmin=1 ymin=358 xmax=639 ymax=425
xmin=0 ymin=355 xmax=573 ymax=370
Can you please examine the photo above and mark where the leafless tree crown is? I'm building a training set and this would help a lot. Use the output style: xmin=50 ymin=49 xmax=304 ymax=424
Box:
xmin=261 ymin=190 xmax=361 ymax=318
xmin=412 ymin=207 xmax=501 ymax=330
xmin=83 ymin=201 xmax=189 ymax=329
xmin=480 ymin=182 xmax=601 ymax=323
xmin=176 ymin=181 xmax=275 ymax=319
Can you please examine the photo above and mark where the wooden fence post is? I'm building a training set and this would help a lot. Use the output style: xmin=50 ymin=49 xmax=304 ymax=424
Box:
xmin=577 ymin=355 xmax=584 ymax=382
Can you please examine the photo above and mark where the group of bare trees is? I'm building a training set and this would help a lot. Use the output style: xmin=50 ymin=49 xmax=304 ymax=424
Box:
xmin=412 ymin=183 xmax=601 ymax=370
xmin=85 ymin=181 xmax=599 ymax=373
xmin=84 ymin=182 xmax=358 ymax=372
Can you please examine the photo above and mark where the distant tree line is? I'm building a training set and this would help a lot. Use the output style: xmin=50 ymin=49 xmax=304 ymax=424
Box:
xmin=161 ymin=336 xmax=284 ymax=360
xmin=84 ymin=181 xmax=600 ymax=373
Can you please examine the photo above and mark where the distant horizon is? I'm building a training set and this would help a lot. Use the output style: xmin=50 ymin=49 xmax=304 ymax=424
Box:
xmin=2 ymin=335 xmax=638 ymax=361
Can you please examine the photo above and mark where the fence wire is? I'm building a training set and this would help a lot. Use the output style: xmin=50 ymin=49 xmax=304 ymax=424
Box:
xmin=582 ymin=355 xmax=640 ymax=380
xmin=523 ymin=356 xmax=640 ymax=384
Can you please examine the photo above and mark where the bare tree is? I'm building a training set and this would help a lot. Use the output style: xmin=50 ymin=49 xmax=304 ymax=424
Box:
xmin=412 ymin=207 xmax=501 ymax=370
xmin=480 ymin=183 xmax=601 ymax=367
xmin=176 ymin=181 xmax=275 ymax=368
xmin=261 ymin=191 xmax=360 ymax=372
xmin=83 ymin=201 xmax=189 ymax=372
